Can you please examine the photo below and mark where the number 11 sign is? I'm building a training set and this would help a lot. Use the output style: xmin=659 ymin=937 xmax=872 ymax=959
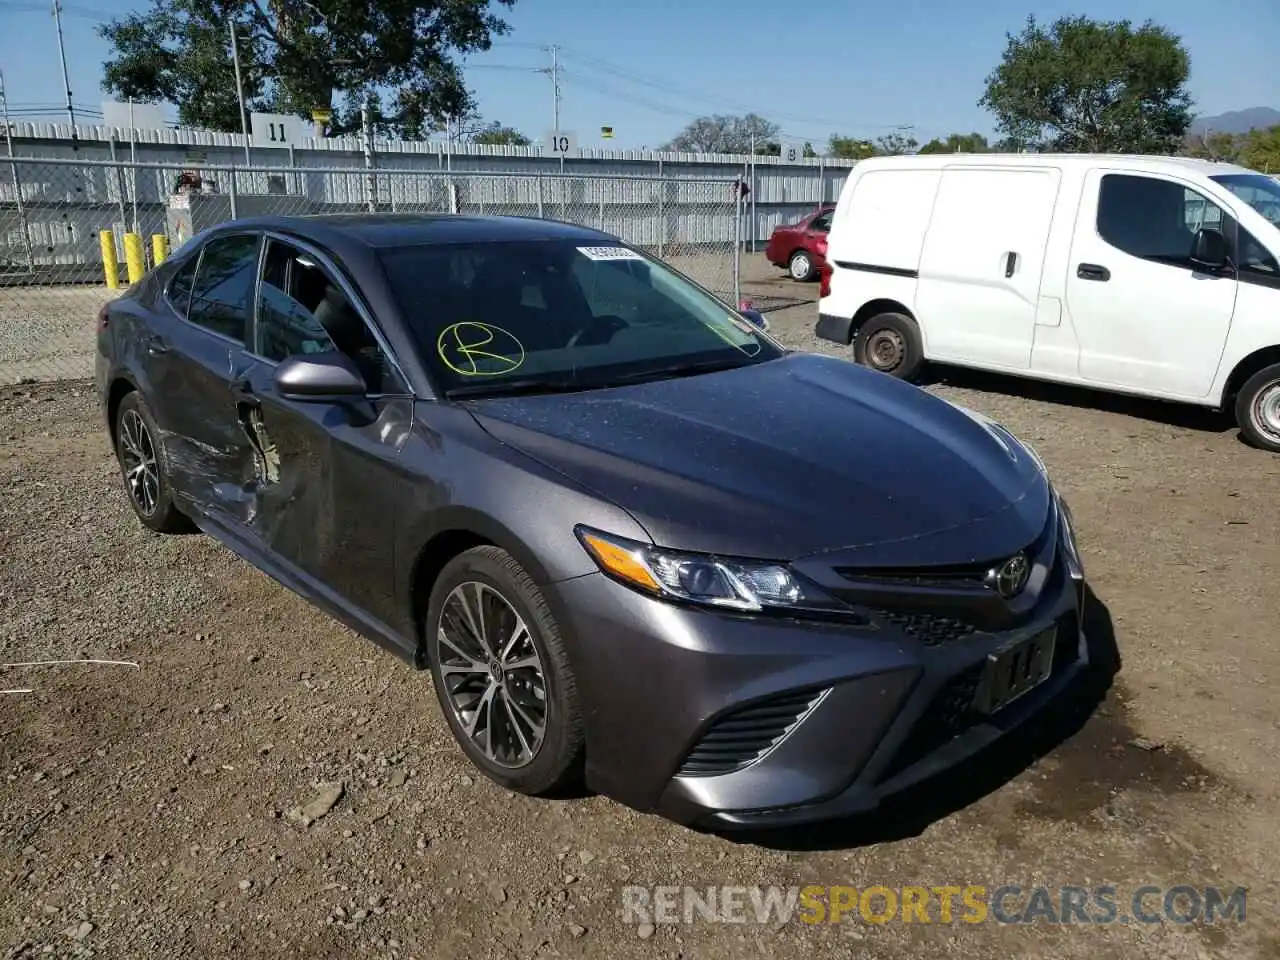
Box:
xmin=250 ymin=112 xmax=303 ymax=149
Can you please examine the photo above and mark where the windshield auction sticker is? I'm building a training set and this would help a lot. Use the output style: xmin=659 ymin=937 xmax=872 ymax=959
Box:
xmin=576 ymin=246 xmax=645 ymax=261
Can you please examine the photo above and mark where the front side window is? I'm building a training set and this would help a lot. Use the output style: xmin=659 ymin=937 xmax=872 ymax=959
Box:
xmin=379 ymin=240 xmax=780 ymax=397
xmin=187 ymin=233 xmax=261 ymax=342
xmin=1097 ymin=174 xmax=1228 ymax=269
xmin=255 ymin=239 xmax=403 ymax=394
xmin=1238 ymin=226 xmax=1280 ymax=282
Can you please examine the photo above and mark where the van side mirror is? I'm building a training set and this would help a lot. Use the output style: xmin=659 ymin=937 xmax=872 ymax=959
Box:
xmin=1190 ymin=227 xmax=1229 ymax=269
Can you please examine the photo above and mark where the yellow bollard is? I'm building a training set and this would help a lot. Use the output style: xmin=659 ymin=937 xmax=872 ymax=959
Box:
xmin=152 ymin=234 xmax=170 ymax=266
xmin=123 ymin=232 xmax=145 ymax=284
xmin=100 ymin=230 xmax=121 ymax=290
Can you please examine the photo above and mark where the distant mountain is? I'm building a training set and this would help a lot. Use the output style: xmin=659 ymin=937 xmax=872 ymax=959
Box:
xmin=1191 ymin=107 xmax=1280 ymax=136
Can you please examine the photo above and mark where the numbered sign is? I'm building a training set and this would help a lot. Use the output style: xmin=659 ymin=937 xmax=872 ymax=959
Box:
xmin=784 ymin=144 xmax=799 ymax=162
xmin=250 ymin=112 xmax=304 ymax=149
xmin=544 ymin=129 xmax=578 ymax=157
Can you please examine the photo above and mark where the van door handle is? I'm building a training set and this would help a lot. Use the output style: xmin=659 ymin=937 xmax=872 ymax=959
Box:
xmin=1004 ymin=252 xmax=1017 ymax=278
xmin=1077 ymin=263 xmax=1110 ymax=282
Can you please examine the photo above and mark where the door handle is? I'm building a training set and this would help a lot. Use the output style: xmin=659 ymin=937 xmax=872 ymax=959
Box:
xmin=1077 ymin=263 xmax=1110 ymax=282
xmin=142 ymin=335 xmax=169 ymax=355
xmin=1004 ymin=252 xmax=1018 ymax=278
xmin=229 ymin=376 xmax=256 ymax=401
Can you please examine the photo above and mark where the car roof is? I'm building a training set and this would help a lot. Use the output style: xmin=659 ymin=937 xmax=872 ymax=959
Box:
xmin=215 ymin=212 xmax=618 ymax=249
xmin=847 ymin=152 xmax=1256 ymax=178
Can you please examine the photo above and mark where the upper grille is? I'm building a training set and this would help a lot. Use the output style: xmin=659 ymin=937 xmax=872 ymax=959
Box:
xmin=677 ymin=688 xmax=828 ymax=778
xmin=870 ymin=608 xmax=978 ymax=647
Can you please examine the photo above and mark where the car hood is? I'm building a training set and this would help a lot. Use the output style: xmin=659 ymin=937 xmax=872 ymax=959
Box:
xmin=463 ymin=352 xmax=1050 ymax=564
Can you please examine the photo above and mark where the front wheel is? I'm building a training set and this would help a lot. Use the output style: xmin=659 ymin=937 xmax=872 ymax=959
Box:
xmin=853 ymin=311 xmax=925 ymax=381
xmin=426 ymin=546 xmax=584 ymax=796
xmin=788 ymin=250 xmax=816 ymax=282
xmin=1234 ymin=363 xmax=1280 ymax=453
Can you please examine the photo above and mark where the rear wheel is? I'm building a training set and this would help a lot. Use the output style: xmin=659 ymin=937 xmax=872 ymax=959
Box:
xmin=853 ymin=311 xmax=924 ymax=381
xmin=788 ymin=249 xmax=816 ymax=282
xmin=1234 ymin=363 xmax=1280 ymax=453
xmin=426 ymin=546 xmax=584 ymax=796
xmin=114 ymin=391 xmax=193 ymax=534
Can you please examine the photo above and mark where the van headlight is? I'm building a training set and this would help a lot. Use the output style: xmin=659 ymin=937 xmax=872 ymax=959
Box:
xmin=575 ymin=526 xmax=851 ymax=616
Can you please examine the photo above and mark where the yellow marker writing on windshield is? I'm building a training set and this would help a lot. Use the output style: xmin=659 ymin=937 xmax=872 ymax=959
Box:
xmin=437 ymin=322 xmax=526 ymax=376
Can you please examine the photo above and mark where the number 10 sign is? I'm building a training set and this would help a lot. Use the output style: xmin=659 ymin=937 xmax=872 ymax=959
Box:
xmin=250 ymin=112 xmax=304 ymax=149
xmin=544 ymin=129 xmax=578 ymax=157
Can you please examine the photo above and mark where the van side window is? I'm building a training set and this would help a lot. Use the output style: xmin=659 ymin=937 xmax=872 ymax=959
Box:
xmin=1096 ymin=174 xmax=1228 ymax=269
xmin=1237 ymin=225 xmax=1279 ymax=283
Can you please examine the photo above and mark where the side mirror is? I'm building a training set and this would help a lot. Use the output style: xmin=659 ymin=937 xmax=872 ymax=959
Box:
xmin=1190 ymin=227 xmax=1229 ymax=269
xmin=741 ymin=309 xmax=770 ymax=332
xmin=274 ymin=351 xmax=367 ymax=401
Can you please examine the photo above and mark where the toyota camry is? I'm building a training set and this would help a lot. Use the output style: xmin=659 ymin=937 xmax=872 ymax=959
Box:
xmin=96 ymin=213 xmax=1096 ymax=829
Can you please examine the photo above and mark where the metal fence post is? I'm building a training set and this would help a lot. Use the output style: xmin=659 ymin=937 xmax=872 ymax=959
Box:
xmin=108 ymin=137 xmax=128 ymax=236
xmin=598 ymin=185 xmax=605 ymax=231
xmin=228 ymin=166 xmax=239 ymax=220
xmin=537 ymin=175 xmax=544 ymax=219
xmin=733 ymin=182 xmax=742 ymax=308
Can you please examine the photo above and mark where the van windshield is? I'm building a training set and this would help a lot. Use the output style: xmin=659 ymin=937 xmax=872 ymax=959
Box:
xmin=1212 ymin=174 xmax=1280 ymax=230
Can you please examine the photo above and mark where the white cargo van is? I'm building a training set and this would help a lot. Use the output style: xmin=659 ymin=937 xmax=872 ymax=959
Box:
xmin=815 ymin=153 xmax=1280 ymax=451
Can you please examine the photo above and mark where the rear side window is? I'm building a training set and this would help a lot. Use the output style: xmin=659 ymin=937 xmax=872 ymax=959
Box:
xmin=166 ymin=256 xmax=198 ymax=318
xmin=811 ymin=210 xmax=832 ymax=231
xmin=1096 ymin=174 xmax=1229 ymax=268
xmin=187 ymin=234 xmax=261 ymax=343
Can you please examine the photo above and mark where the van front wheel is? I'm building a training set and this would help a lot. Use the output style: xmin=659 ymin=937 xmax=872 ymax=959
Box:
xmin=1235 ymin=363 xmax=1280 ymax=453
xmin=854 ymin=312 xmax=924 ymax=381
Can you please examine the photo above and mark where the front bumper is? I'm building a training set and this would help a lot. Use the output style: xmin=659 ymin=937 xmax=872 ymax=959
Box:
xmin=551 ymin=530 xmax=1089 ymax=830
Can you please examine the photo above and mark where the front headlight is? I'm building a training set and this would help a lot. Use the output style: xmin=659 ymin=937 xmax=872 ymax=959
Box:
xmin=574 ymin=526 xmax=848 ymax=615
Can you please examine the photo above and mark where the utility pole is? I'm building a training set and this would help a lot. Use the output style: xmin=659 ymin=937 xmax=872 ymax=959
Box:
xmin=51 ymin=1 xmax=77 ymax=149
xmin=362 ymin=89 xmax=375 ymax=212
xmin=550 ymin=44 xmax=561 ymax=130
xmin=229 ymin=16 xmax=251 ymax=165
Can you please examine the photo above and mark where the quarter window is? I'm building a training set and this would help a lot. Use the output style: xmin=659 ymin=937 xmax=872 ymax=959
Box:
xmin=187 ymin=234 xmax=261 ymax=342
xmin=1096 ymin=174 xmax=1229 ymax=269
xmin=166 ymin=255 xmax=198 ymax=318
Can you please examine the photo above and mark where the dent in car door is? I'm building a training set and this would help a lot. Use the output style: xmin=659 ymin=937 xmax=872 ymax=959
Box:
xmin=913 ymin=166 xmax=1060 ymax=370
xmin=230 ymin=236 xmax=414 ymax=627
xmin=145 ymin=235 xmax=264 ymax=513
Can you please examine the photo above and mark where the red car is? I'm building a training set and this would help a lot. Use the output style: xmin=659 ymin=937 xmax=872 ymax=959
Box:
xmin=765 ymin=205 xmax=833 ymax=282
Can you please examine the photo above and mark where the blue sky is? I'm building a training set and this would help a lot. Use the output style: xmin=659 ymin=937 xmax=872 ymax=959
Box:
xmin=1 ymin=0 xmax=1277 ymax=150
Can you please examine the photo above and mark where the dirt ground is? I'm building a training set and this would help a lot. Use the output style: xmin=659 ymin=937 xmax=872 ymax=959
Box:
xmin=3 ymin=261 xmax=1280 ymax=959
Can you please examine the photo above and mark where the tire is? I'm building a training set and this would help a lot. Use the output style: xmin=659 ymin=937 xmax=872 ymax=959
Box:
xmin=853 ymin=311 xmax=925 ymax=381
xmin=1234 ymin=362 xmax=1280 ymax=453
xmin=788 ymin=249 xmax=816 ymax=282
xmin=114 ymin=390 xmax=193 ymax=534
xmin=426 ymin=545 xmax=584 ymax=796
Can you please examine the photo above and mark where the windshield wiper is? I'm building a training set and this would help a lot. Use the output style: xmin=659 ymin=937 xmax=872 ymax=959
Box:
xmin=444 ymin=376 xmax=590 ymax=399
xmin=599 ymin=356 xmax=759 ymax=387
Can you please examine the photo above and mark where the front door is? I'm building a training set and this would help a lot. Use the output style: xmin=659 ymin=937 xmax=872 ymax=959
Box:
xmin=1065 ymin=169 xmax=1238 ymax=398
xmin=231 ymin=236 xmax=414 ymax=627
xmin=913 ymin=166 xmax=1059 ymax=370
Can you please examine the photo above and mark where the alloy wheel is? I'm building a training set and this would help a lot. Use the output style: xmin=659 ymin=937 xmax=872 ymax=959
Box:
xmin=119 ymin=409 xmax=160 ymax=516
xmin=435 ymin=581 xmax=548 ymax=769
xmin=1251 ymin=382 xmax=1280 ymax=444
xmin=866 ymin=328 xmax=906 ymax=371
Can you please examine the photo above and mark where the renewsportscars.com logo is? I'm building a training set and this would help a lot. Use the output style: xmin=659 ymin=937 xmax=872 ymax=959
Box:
xmin=621 ymin=884 xmax=1248 ymax=926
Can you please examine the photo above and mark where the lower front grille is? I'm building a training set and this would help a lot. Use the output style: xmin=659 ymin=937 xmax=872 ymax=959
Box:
xmin=677 ymin=688 xmax=828 ymax=778
xmin=870 ymin=608 xmax=978 ymax=647
xmin=875 ymin=661 xmax=986 ymax=782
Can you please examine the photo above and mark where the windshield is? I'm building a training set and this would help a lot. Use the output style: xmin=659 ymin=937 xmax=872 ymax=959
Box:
xmin=1212 ymin=174 xmax=1280 ymax=229
xmin=378 ymin=239 xmax=782 ymax=397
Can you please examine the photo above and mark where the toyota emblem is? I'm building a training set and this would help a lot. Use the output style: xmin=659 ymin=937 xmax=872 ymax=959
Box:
xmin=988 ymin=553 xmax=1031 ymax=599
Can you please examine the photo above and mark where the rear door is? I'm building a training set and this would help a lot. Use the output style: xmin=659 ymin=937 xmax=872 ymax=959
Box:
xmin=142 ymin=232 xmax=263 ymax=513
xmin=912 ymin=165 xmax=1060 ymax=370
xmin=229 ymin=235 xmax=414 ymax=626
xmin=1065 ymin=169 xmax=1238 ymax=398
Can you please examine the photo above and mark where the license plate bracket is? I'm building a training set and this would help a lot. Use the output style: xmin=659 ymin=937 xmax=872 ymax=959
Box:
xmin=971 ymin=627 xmax=1057 ymax=716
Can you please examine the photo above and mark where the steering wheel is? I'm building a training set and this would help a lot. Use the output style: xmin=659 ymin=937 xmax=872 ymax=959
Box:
xmin=566 ymin=313 xmax=629 ymax=348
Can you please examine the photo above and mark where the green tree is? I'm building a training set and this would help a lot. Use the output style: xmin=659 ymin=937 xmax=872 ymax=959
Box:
xmin=99 ymin=0 xmax=516 ymax=137
xmin=874 ymin=132 xmax=919 ymax=155
xmin=1238 ymin=126 xmax=1280 ymax=173
xmin=802 ymin=141 xmax=817 ymax=158
xmin=662 ymin=113 xmax=780 ymax=154
xmin=472 ymin=122 xmax=531 ymax=146
xmin=918 ymin=132 xmax=991 ymax=154
xmin=979 ymin=15 xmax=1194 ymax=153
xmin=826 ymin=135 xmax=877 ymax=160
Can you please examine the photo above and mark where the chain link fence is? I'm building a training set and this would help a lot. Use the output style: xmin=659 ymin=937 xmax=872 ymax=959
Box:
xmin=0 ymin=157 xmax=743 ymax=385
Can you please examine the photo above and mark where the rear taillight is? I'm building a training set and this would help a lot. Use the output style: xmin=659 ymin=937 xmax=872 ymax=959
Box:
xmin=97 ymin=306 xmax=109 ymax=333
xmin=819 ymin=262 xmax=833 ymax=298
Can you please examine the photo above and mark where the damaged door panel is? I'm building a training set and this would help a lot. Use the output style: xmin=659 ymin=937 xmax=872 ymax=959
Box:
xmin=139 ymin=233 xmax=264 ymax=514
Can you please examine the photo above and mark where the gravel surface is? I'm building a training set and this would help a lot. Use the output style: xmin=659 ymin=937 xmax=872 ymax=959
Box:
xmin=3 ymin=267 xmax=1280 ymax=959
